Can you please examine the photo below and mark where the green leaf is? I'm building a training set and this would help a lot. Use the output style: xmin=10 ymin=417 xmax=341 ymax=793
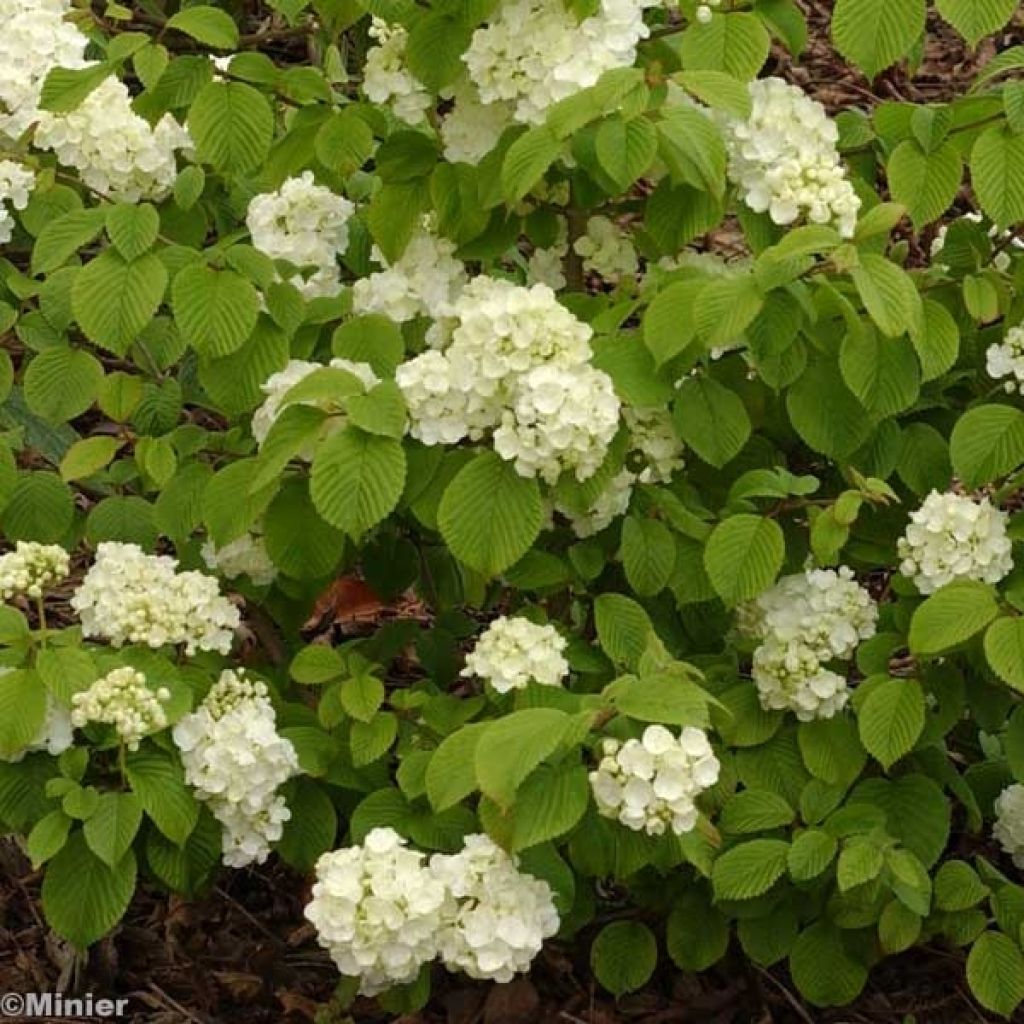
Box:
xmin=510 ymin=763 xmax=590 ymax=852
xmin=310 ymin=427 xmax=406 ymax=538
xmin=60 ymin=437 xmax=121 ymax=482
xmin=263 ymin=479 xmax=345 ymax=579
xmin=971 ymin=125 xmax=1024 ymax=229
xmin=667 ymin=888 xmax=730 ymax=970
xmin=704 ymin=514 xmax=785 ymax=605
xmin=277 ymin=778 xmax=337 ymax=872
xmin=502 ymin=125 xmax=561 ymax=203
xmin=27 ymin=809 xmax=72 ymax=868
xmin=32 ymin=208 xmax=107 ymax=276
xmin=934 ymin=861 xmax=989 ymax=911
xmin=798 ymin=716 xmax=866 ymax=787
xmin=340 ymin=673 xmax=385 ymax=723
xmin=0 ymin=670 xmax=47 ymax=758
xmin=426 ymin=724 xmax=486 ymax=812
xmin=851 ymin=253 xmax=923 ymax=338
xmin=935 ymin=0 xmax=1017 ymax=46
xmin=858 ymin=678 xmax=925 ymax=769
xmin=678 ymin=13 xmax=771 ymax=80
xmin=591 ymin=922 xmax=657 ymax=996
xmin=1 ymin=473 xmax=75 ymax=543
xmin=787 ymin=828 xmax=837 ymax=881
xmin=621 ymin=516 xmax=674 ymax=596
xmin=914 ymin=298 xmax=960 ymax=381
xmin=712 ymin=838 xmax=789 ymax=900
xmin=594 ymin=593 xmax=653 ymax=670
xmin=172 ymin=264 xmax=260 ymax=357
xmin=676 ymin=70 xmax=752 ymax=118
xmin=595 ymin=116 xmax=657 ymax=191
xmin=837 ymin=836 xmax=884 ymax=891
xmin=786 ymin=359 xmax=870 ymax=459
xmin=83 ymin=792 xmax=143 ymax=868
xmin=347 ymin=382 xmax=407 ymax=439
xmin=719 ymin=789 xmax=794 ymax=834
xmin=166 ymin=5 xmax=239 ymax=48
xmin=41 ymin=833 xmax=136 ymax=948
xmin=950 ymin=404 xmax=1024 ymax=488
xmin=605 ymin=673 xmax=712 ymax=729
xmin=24 ymin=347 xmax=104 ymax=423
xmin=125 ymin=747 xmax=199 ymax=846
xmin=474 ymin=709 xmax=570 ymax=809
xmin=38 ymin=63 xmax=113 ymax=113
xmin=316 ymin=111 xmax=375 ymax=176
xmin=789 ymin=922 xmax=868 ymax=1007
xmin=105 ymin=203 xmax=160 ymax=260
xmin=879 ymin=899 xmax=922 ymax=954
xmin=831 ymin=0 xmax=925 ymax=79
xmin=72 ymin=251 xmax=167 ymax=356
xmin=848 ymin=774 xmax=949 ymax=867
xmin=656 ymin=106 xmax=727 ymax=195
xmin=967 ymin=932 xmax=1024 ymax=1018
xmin=290 ymin=645 xmax=345 ymax=685
xmin=887 ymin=140 xmax=961 ymax=227
xmin=644 ymin=279 xmax=703 ymax=366
xmin=188 ymin=81 xmax=274 ymax=173
xmin=985 ymin=618 xmax=1024 ymax=693
xmin=437 ymin=451 xmax=543 ymax=576
xmin=674 ymin=376 xmax=751 ymax=469
xmin=350 ymin=714 xmax=397 ymax=767
xmin=909 ymin=580 xmax=1000 ymax=655
xmin=404 ymin=11 xmax=472 ymax=92
xmin=695 ymin=276 xmax=764 ymax=347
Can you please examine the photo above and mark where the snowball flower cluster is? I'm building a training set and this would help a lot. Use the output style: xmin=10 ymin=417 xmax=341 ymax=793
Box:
xmin=362 ymin=18 xmax=432 ymax=124
xmin=573 ymin=216 xmax=638 ymax=281
xmin=305 ymin=828 xmax=559 ymax=993
xmin=590 ymin=724 xmax=720 ymax=836
xmin=398 ymin=277 xmax=620 ymax=483
xmin=0 ymin=0 xmax=89 ymax=140
xmin=0 ymin=160 xmax=34 ymax=244
xmin=352 ymin=226 xmax=468 ymax=324
xmin=464 ymin=0 xmax=657 ymax=125
xmin=0 ymin=542 xmax=70 ymax=600
xmin=986 ymin=324 xmax=1024 ymax=394
xmin=250 ymin=357 xmax=379 ymax=452
xmin=71 ymin=542 xmax=240 ymax=656
xmin=696 ymin=0 xmax=721 ymax=22
xmin=70 ymin=667 xmax=170 ymax=751
xmin=719 ymin=77 xmax=861 ymax=237
xmin=201 ymin=531 xmax=277 ymax=587
xmin=738 ymin=566 xmax=878 ymax=720
xmin=624 ymin=405 xmax=684 ymax=483
xmin=306 ymin=827 xmax=451 ymax=994
xmin=430 ymin=834 xmax=560 ymax=982
xmin=556 ymin=468 xmax=635 ymax=538
xmin=246 ymin=172 xmax=354 ymax=297
xmin=33 ymin=76 xmax=190 ymax=201
xmin=897 ymin=491 xmax=1013 ymax=595
xmin=173 ymin=670 xmax=298 ymax=867
xmin=994 ymin=783 xmax=1024 ymax=869
xmin=461 ymin=616 xmax=569 ymax=693
xmin=439 ymin=81 xmax=514 ymax=165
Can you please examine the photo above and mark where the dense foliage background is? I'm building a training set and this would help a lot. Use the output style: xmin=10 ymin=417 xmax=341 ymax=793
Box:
xmin=5 ymin=0 xmax=1024 ymax=1020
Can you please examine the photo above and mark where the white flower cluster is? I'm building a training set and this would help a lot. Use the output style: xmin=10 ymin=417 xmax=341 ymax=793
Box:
xmin=70 ymin=666 xmax=170 ymax=751
xmin=201 ymin=531 xmax=277 ymax=587
xmin=173 ymin=670 xmax=298 ymax=867
xmin=986 ymin=324 xmax=1024 ymax=394
xmin=556 ymin=467 xmax=635 ymax=538
xmin=306 ymin=828 xmax=558 ymax=994
xmin=0 ymin=541 xmax=70 ymax=600
xmin=430 ymin=833 xmax=560 ymax=982
xmin=0 ymin=0 xmax=85 ymax=137
xmin=0 ymin=675 xmax=73 ymax=763
xmin=439 ymin=81 xmax=514 ymax=165
xmin=306 ymin=827 xmax=449 ymax=993
xmin=362 ymin=18 xmax=432 ymax=124
xmin=589 ymin=724 xmax=720 ymax=836
xmin=0 ymin=160 xmax=34 ymax=245
xmin=245 ymin=172 xmax=354 ymax=298
xmin=624 ymin=405 xmax=684 ymax=484
xmin=251 ymin=357 xmax=379 ymax=452
xmin=71 ymin=542 xmax=240 ymax=656
xmin=897 ymin=491 xmax=1013 ymax=595
xmin=994 ymin=783 xmax=1024 ymax=869
xmin=696 ymin=0 xmax=722 ymax=23
xmin=931 ymin=211 xmax=1024 ymax=273
xmin=352 ymin=226 xmax=468 ymax=324
xmin=527 ymin=240 xmax=568 ymax=292
xmin=738 ymin=566 xmax=878 ymax=721
xmin=573 ymin=216 xmax=638 ymax=281
xmin=0 ymin=0 xmax=188 ymax=200
xmin=34 ymin=77 xmax=190 ymax=201
xmin=461 ymin=615 xmax=569 ymax=693
xmin=464 ymin=0 xmax=657 ymax=125
xmin=398 ymin=277 xmax=620 ymax=483
xmin=719 ymin=77 xmax=860 ymax=238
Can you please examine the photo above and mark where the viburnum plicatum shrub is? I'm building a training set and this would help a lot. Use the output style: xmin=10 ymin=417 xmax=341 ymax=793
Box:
xmin=9 ymin=0 xmax=1024 ymax=1016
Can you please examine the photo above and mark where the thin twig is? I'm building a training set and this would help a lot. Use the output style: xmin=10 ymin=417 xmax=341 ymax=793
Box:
xmin=753 ymin=966 xmax=816 ymax=1024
